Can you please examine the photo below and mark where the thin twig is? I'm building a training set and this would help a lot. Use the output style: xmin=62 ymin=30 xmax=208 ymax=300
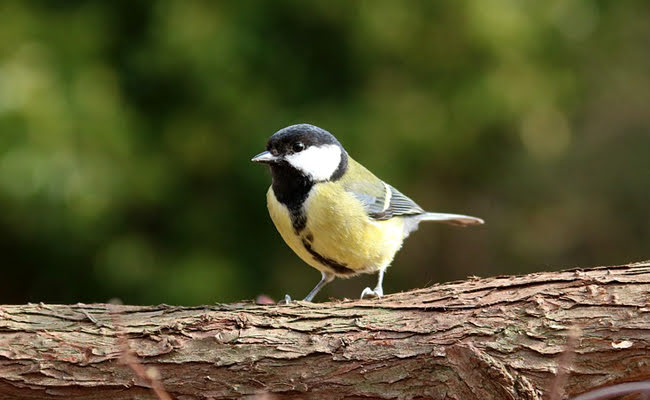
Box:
xmin=108 ymin=303 xmax=173 ymax=400
xmin=550 ymin=325 xmax=581 ymax=400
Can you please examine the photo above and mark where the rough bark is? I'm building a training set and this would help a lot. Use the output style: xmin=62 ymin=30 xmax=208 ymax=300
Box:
xmin=1 ymin=261 xmax=649 ymax=400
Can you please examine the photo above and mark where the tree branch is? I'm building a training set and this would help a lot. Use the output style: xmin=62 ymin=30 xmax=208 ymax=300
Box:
xmin=1 ymin=261 xmax=649 ymax=399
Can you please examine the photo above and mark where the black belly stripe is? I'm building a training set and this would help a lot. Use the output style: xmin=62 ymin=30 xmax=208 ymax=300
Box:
xmin=290 ymin=208 xmax=307 ymax=234
xmin=301 ymin=238 xmax=354 ymax=275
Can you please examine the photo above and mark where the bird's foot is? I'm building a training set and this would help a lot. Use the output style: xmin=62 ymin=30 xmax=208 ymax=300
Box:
xmin=278 ymin=294 xmax=292 ymax=304
xmin=360 ymin=287 xmax=383 ymax=299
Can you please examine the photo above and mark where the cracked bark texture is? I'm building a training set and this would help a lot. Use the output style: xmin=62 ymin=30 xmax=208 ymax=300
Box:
xmin=1 ymin=261 xmax=649 ymax=400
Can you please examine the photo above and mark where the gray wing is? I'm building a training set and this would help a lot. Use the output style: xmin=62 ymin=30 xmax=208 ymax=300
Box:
xmin=346 ymin=181 xmax=425 ymax=220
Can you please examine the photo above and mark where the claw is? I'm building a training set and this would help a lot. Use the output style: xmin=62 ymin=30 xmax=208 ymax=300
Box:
xmin=360 ymin=287 xmax=382 ymax=299
xmin=278 ymin=294 xmax=292 ymax=304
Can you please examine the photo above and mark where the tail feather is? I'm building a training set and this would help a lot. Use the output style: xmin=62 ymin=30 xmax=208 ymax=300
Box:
xmin=418 ymin=212 xmax=484 ymax=227
xmin=401 ymin=211 xmax=484 ymax=238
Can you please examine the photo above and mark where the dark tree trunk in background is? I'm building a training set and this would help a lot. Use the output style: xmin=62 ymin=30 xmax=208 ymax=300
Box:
xmin=0 ymin=261 xmax=649 ymax=400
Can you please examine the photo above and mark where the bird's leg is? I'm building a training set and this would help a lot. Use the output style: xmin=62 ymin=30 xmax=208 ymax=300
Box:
xmin=360 ymin=268 xmax=385 ymax=299
xmin=302 ymin=271 xmax=334 ymax=302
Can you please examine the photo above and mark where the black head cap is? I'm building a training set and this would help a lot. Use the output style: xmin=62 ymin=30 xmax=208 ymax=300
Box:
xmin=266 ymin=123 xmax=344 ymax=156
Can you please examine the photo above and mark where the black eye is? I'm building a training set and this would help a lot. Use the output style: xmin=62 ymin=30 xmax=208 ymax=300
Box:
xmin=292 ymin=142 xmax=305 ymax=152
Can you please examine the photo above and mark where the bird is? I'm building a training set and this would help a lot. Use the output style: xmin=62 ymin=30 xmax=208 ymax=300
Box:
xmin=252 ymin=123 xmax=483 ymax=302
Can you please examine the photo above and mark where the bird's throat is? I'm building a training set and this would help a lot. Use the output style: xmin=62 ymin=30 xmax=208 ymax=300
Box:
xmin=270 ymin=163 xmax=314 ymax=214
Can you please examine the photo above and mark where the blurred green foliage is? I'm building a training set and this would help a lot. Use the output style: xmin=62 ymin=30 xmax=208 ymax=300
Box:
xmin=0 ymin=0 xmax=648 ymax=305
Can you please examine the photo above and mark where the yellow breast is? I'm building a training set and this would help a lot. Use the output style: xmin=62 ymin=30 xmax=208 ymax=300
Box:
xmin=266 ymin=183 xmax=405 ymax=277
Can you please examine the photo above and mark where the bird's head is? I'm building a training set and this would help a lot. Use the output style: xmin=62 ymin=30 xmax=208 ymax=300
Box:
xmin=252 ymin=124 xmax=348 ymax=182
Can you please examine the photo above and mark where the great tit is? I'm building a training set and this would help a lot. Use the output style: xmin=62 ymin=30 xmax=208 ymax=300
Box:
xmin=252 ymin=124 xmax=483 ymax=302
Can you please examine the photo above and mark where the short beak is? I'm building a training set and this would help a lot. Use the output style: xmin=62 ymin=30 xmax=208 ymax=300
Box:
xmin=251 ymin=150 xmax=279 ymax=164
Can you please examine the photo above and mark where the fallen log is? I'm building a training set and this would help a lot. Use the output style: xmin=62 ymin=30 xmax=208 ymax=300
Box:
xmin=1 ymin=261 xmax=649 ymax=399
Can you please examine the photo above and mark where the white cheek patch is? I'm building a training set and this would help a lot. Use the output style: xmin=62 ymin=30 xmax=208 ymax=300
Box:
xmin=285 ymin=144 xmax=342 ymax=181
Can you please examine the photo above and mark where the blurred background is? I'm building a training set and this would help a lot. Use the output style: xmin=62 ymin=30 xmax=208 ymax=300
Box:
xmin=0 ymin=0 xmax=648 ymax=305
